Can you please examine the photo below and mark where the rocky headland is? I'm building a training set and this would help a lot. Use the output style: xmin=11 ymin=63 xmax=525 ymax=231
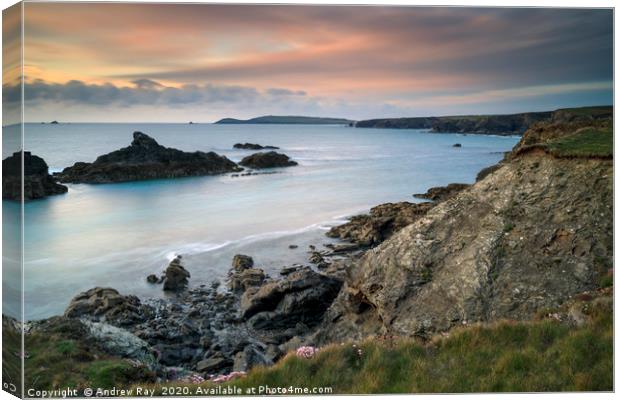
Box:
xmin=12 ymin=108 xmax=613 ymax=391
xmin=55 ymin=132 xmax=242 ymax=183
xmin=354 ymin=105 xmax=612 ymax=136
xmin=2 ymin=151 xmax=68 ymax=200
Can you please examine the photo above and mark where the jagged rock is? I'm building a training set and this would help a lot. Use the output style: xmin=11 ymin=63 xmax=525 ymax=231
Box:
xmin=2 ymin=151 xmax=68 ymax=200
xmin=413 ymin=183 xmax=470 ymax=202
xmin=146 ymin=274 xmax=160 ymax=284
xmin=163 ymin=256 xmax=190 ymax=291
xmin=240 ymin=267 xmax=342 ymax=332
xmin=232 ymin=254 xmax=254 ymax=272
xmin=233 ymin=143 xmax=279 ymax=150
xmin=56 ymin=131 xmax=241 ymax=183
xmin=327 ymin=202 xmax=434 ymax=247
xmin=229 ymin=268 xmax=266 ymax=293
xmin=64 ymin=287 xmax=146 ymax=326
xmin=239 ymin=151 xmax=298 ymax=169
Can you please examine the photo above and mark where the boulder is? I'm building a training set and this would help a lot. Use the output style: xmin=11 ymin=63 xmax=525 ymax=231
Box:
xmin=231 ymin=254 xmax=254 ymax=272
xmin=240 ymin=267 xmax=342 ymax=331
xmin=56 ymin=131 xmax=241 ymax=183
xmin=239 ymin=151 xmax=298 ymax=169
xmin=163 ymin=256 xmax=190 ymax=291
xmin=233 ymin=143 xmax=279 ymax=150
xmin=64 ymin=287 xmax=146 ymax=326
xmin=452 ymin=143 xmax=462 ymax=147
xmin=2 ymin=151 xmax=68 ymax=200
xmin=229 ymin=268 xmax=265 ymax=293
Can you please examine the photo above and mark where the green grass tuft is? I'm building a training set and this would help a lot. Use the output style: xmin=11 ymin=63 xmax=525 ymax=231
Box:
xmin=547 ymin=127 xmax=612 ymax=158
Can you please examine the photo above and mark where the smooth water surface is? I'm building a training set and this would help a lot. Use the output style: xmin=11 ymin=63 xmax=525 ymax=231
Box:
xmin=3 ymin=123 xmax=519 ymax=319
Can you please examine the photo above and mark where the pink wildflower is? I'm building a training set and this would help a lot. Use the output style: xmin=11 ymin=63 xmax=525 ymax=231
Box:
xmin=296 ymin=346 xmax=319 ymax=359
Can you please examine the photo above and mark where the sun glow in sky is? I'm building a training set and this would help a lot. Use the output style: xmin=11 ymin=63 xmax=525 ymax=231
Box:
xmin=2 ymin=3 xmax=613 ymax=123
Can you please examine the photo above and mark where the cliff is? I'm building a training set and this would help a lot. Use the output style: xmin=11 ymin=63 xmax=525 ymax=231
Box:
xmin=354 ymin=106 xmax=612 ymax=135
xmin=317 ymin=112 xmax=612 ymax=343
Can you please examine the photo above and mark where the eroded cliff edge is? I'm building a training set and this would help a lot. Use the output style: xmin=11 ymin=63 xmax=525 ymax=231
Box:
xmin=316 ymin=114 xmax=612 ymax=344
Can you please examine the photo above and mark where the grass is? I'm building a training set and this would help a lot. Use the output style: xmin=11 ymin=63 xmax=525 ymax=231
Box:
xmin=140 ymin=290 xmax=612 ymax=395
xmin=547 ymin=127 xmax=613 ymax=158
xmin=14 ymin=318 xmax=156 ymax=393
xmin=5 ymin=288 xmax=612 ymax=395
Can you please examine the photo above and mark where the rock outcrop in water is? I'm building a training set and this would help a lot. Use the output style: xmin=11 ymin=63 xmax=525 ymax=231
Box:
xmin=55 ymin=132 xmax=241 ymax=183
xmin=239 ymin=151 xmax=298 ymax=169
xmin=233 ymin=143 xmax=279 ymax=150
xmin=162 ymin=256 xmax=191 ymax=291
xmin=2 ymin=151 xmax=68 ymax=200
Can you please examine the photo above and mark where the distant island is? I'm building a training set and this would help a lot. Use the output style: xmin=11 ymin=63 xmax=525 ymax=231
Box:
xmin=215 ymin=115 xmax=353 ymax=125
xmin=354 ymin=106 xmax=613 ymax=136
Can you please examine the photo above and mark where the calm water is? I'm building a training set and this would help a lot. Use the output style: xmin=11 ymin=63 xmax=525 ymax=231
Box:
xmin=2 ymin=123 xmax=519 ymax=320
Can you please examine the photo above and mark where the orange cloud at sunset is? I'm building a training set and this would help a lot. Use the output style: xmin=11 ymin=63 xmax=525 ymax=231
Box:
xmin=2 ymin=3 xmax=612 ymax=123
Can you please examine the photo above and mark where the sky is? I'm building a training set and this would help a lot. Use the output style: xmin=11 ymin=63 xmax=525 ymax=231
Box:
xmin=2 ymin=3 xmax=614 ymax=124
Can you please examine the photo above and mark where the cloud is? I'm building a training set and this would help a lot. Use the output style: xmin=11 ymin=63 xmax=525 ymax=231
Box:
xmin=4 ymin=79 xmax=312 ymax=109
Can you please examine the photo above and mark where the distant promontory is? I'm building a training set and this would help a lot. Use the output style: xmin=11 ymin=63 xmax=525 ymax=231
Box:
xmin=215 ymin=115 xmax=353 ymax=125
xmin=354 ymin=106 xmax=612 ymax=136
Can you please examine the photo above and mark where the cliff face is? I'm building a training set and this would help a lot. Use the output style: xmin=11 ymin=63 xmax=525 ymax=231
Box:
xmin=317 ymin=116 xmax=612 ymax=343
xmin=354 ymin=106 xmax=612 ymax=136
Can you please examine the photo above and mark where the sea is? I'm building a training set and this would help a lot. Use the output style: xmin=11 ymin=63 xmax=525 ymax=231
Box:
xmin=2 ymin=123 xmax=520 ymax=320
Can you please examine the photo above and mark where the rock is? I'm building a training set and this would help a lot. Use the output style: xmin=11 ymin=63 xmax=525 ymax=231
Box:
xmin=64 ymin=287 xmax=146 ymax=326
xmin=232 ymin=254 xmax=254 ymax=272
xmin=82 ymin=320 xmax=156 ymax=366
xmin=229 ymin=268 xmax=265 ymax=293
xmin=2 ymin=151 xmax=68 ymax=200
xmin=196 ymin=356 xmax=233 ymax=374
xmin=326 ymin=202 xmax=434 ymax=247
xmin=413 ymin=183 xmax=470 ymax=202
xmin=56 ymin=131 xmax=241 ymax=183
xmin=288 ymin=244 xmax=298 ymax=249
xmin=233 ymin=345 xmax=271 ymax=371
xmin=163 ymin=257 xmax=190 ymax=291
xmin=233 ymin=143 xmax=279 ymax=150
xmin=453 ymin=143 xmax=462 ymax=147
xmin=50 ymin=120 xmax=59 ymax=124
xmin=240 ymin=267 xmax=342 ymax=331
xmin=239 ymin=151 xmax=298 ymax=169
xmin=146 ymin=274 xmax=160 ymax=284
xmin=280 ymin=265 xmax=303 ymax=276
